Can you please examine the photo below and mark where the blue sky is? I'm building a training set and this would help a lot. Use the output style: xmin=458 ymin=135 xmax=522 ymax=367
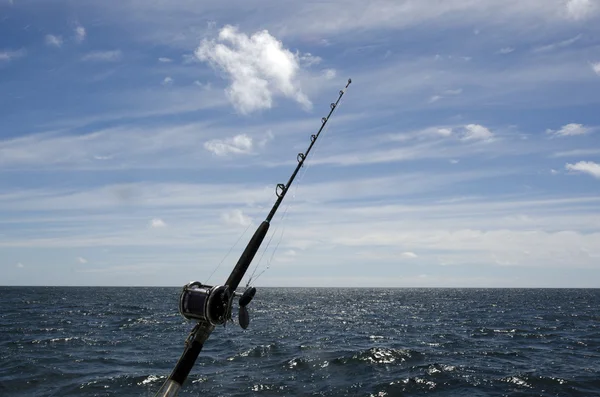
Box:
xmin=1 ymin=0 xmax=600 ymax=287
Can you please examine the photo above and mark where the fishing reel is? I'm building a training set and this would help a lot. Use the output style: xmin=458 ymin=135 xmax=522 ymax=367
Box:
xmin=178 ymin=281 xmax=256 ymax=329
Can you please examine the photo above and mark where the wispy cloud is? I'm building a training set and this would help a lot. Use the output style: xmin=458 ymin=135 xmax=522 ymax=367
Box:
xmin=592 ymin=62 xmax=600 ymax=76
xmin=546 ymin=123 xmax=593 ymax=137
xmin=204 ymin=134 xmax=253 ymax=156
xmin=533 ymin=35 xmax=581 ymax=53
xmin=45 ymin=34 xmax=63 ymax=48
xmin=298 ymin=53 xmax=322 ymax=67
xmin=74 ymin=26 xmax=86 ymax=43
xmin=498 ymin=47 xmax=515 ymax=54
xmin=401 ymin=252 xmax=418 ymax=259
xmin=565 ymin=161 xmax=600 ymax=179
xmin=16 ymin=263 xmax=24 ymax=268
xmin=0 ymin=48 xmax=26 ymax=62
xmin=195 ymin=25 xmax=311 ymax=114
xmin=81 ymin=50 xmax=122 ymax=62
xmin=429 ymin=88 xmax=463 ymax=103
xmin=76 ymin=256 xmax=88 ymax=264
xmin=162 ymin=76 xmax=173 ymax=85
xmin=158 ymin=57 xmax=172 ymax=63
xmin=552 ymin=148 xmax=600 ymax=158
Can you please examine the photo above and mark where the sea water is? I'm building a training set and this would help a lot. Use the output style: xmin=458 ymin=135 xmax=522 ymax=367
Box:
xmin=1 ymin=287 xmax=599 ymax=396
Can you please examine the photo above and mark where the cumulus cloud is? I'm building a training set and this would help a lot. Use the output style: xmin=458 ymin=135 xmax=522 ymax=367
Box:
xmin=162 ymin=76 xmax=173 ymax=85
xmin=566 ymin=0 xmax=595 ymax=19
xmin=150 ymin=218 xmax=167 ymax=228
xmin=0 ymin=49 xmax=26 ymax=62
xmin=75 ymin=26 xmax=86 ymax=43
xmin=546 ymin=123 xmax=592 ymax=136
xmin=221 ymin=209 xmax=252 ymax=227
xmin=461 ymin=124 xmax=494 ymax=141
xmin=45 ymin=34 xmax=63 ymax=48
xmin=565 ymin=161 xmax=600 ymax=178
xmin=195 ymin=25 xmax=312 ymax=114
xmin=77 ymin=256 xmax=88 ymax=264
xmin=204 ymin=134 xmax=253 ymax=156
xmin=81 ymin=50 xmax=122 ymax=62
xmin=591 ymin=62 xmax=600 ymax=76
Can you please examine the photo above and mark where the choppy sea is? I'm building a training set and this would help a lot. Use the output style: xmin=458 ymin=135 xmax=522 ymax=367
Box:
xmin=1 ymin=287 xmax=599 ymax=396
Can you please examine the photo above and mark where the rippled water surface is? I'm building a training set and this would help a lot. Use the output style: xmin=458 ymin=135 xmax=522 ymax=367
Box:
xmin=1 ymin=287 xmax=599 ymax=396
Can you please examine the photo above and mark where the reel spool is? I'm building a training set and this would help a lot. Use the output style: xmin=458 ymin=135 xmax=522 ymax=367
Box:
xmin=179 ymin=282 xmax=231 ymax=326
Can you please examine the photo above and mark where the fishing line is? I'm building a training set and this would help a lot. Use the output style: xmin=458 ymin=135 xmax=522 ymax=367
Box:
xmin=206 ymin=219 xmax=253 ymax=285
xmin=246 ymin=99 xmax=340 ymax=286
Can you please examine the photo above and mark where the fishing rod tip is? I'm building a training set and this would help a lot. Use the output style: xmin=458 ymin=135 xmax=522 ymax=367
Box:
xmin=347 ymin=78 xmax=352 ymax=85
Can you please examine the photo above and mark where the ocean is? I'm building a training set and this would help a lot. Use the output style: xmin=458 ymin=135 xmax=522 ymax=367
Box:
xmin=1 ymin=287 xmax=599 ymax=396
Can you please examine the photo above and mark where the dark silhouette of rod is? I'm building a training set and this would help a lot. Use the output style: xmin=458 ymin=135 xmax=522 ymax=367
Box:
xmin=155 ymin=78 xmax=351 ymax=397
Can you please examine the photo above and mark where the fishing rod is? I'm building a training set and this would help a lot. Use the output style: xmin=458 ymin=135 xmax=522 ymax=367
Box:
xmin=154 ymin=78 xmax=352 ymax=396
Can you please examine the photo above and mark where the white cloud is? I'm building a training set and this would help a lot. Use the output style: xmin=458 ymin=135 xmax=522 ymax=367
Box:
xmin=45 ymin=34 xmax=63 ymax=48
xmin=401 ymin=252 xmax=418 ymax=258
xmin=0 ymin=49 xmax=26 ymax=62
xmin=546 ymin=123 xmax=592 ymax=136
xmin=437 ymin=128 xmax=453 ymax=137
xmin=195 ymin=24 xmax=311 ymax=114
xmin=591 ymin=62 xmax=600 ymax=76
xmin=323 ymin=68 xmax=337 ymax=80
xmin=462 ymin=124 xmax=494 ymax=141
xmin=259 ymin=130 xmax=274 ymax=148
xmin=565 ymin=161 xmax=600 ymax=178
xmin=444 ymin=88 xmax=463 ymax=95
xmin=162 ymin=76 xmax=173 ymax=85
xmin=75 ymin=26 xmax=86 ymax=43
xmin=552 ymin=148 xmax=600 ymax=157
xmin=77 ymin=256 xmax=88 ymax=264
xmin=17 ymin=262 xmax=24 ymax=268
xmin=566 ymin=0 xmax=595 ymax=20
xmin=298 ymin=53 xmax=322 ymax=66
xmin=533 ymin=34 xmax=581 ymax=53
xmin=450 ymin=159 xmax=460 ymax=164
xmin=204 ymin=134 xmax=253 ymax=156
xmin=150 ymin=218 xmax=167 ymax=228
xmin=429 ymin=89 xmax=461 ymax=103
xmin=81 ymin=50 xmax=122 ymax=62
xmin=221 ymin=209 xmax=252 ymax=227
xmin=158 ymin=57 xmax=172 ymax=63
xmin=498 ymin=47 xmax=515 ymax=54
